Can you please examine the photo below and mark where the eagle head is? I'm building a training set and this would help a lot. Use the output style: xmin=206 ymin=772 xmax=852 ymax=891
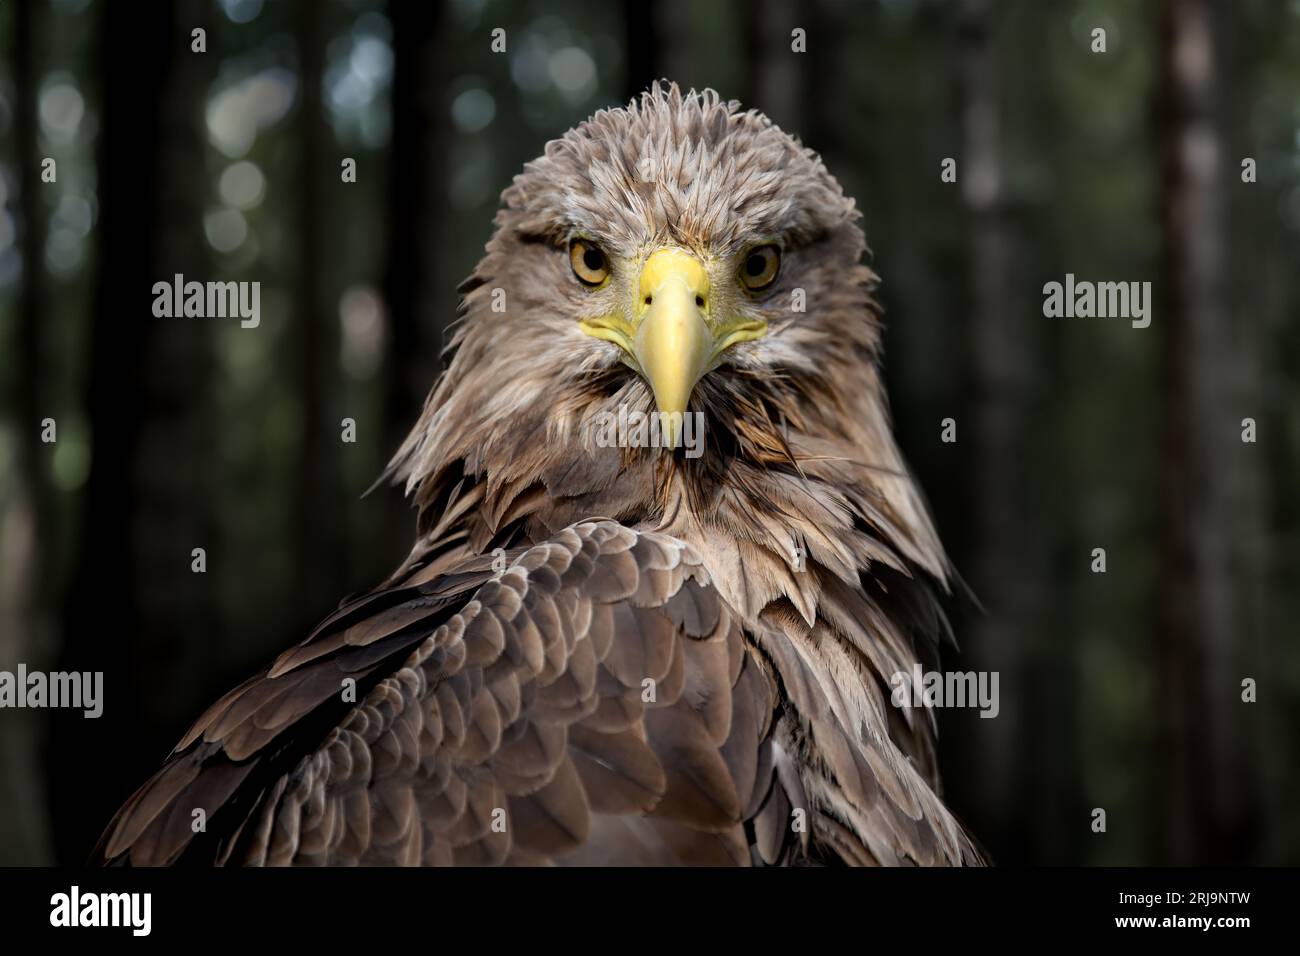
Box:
xmin=387 ymin=82 xmax=945 ymax=618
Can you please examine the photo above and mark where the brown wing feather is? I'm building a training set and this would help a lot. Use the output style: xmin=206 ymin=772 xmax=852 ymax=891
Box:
xmin=93 ymin=520 xmax=783 ymax=866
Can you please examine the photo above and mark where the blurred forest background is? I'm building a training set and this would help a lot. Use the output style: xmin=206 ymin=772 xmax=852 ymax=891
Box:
xmin=0 ymin=0 xmax=1297 ymax=867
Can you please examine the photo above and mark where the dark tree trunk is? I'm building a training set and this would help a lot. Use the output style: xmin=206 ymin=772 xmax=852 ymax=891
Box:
xmin=384 ymin=0 xmax=449 ymax=545
xmin=797 ymin=0 xmax=834 ymax=150
xmin=1219 ymin=0 xmax=1268 ymax=865
xmin=742 ymin=0 xmax=801 ymax=130
xmin=622 ymin=0 xmax=662 ymax=101
xmin=2 ymin=0 xmax=54 ymax=866
xmin=134 ymin=0 xmax=217 ymax=736
xmin=1155 ymin=0 xmax=1251 ymax=863
xmin=13 ymin=0 xmax=49 ymax=544
xmin=957 ymin=0 xmax=1045 ymax=863
xmin=293 ymin=0 xmax=346 ymax=622
xmin=48 ymin=0 xmax=173 ymax=864
xmin=649 ymin=0 xmax=693 ymax=94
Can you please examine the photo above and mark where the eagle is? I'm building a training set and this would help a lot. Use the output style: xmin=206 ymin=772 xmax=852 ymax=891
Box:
xmin=95 ymin=83 xmax=982 ymax=867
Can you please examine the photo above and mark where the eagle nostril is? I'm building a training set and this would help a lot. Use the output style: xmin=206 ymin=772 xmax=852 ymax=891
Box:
xmin=644 ymin=295 xmax=652 ymax=305
xmin=695 ymin=295 xmax=705 ymax=308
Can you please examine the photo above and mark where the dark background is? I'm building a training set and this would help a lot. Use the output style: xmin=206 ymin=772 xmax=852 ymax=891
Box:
xmin=1 ymin=0 xmax=1297 ymax=866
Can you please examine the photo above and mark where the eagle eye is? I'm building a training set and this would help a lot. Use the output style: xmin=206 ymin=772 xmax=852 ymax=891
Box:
xmin=570 ymin=239 xmax=610 ymax=286
xmin=740 ymin=245 xmax=780 ymax=291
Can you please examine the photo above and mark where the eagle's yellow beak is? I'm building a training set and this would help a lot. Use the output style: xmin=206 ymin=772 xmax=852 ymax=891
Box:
xmin=632 ymin=249 xmax=713 ymax=444
xmin=577 ymin=245 xmax=767 ymax=449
